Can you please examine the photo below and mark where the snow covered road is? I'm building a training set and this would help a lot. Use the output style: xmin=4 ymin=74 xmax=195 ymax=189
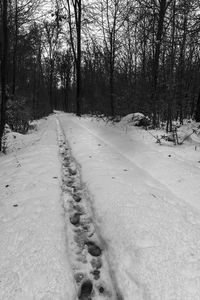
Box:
xmin=56 ymin=119 xmax=123 ymax=300
xmin=1 ymin=112 xmax=200 ymax=300
xmin=58 ymin=113 xmax=200 ymax=300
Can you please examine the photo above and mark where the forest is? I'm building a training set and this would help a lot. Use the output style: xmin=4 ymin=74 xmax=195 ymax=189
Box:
xmin=1 ymin=0 xmax=200 ymax=150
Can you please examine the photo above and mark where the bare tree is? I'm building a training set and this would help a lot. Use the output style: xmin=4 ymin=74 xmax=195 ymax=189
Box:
xmin=11 ymin=0 xmax=42 ymax=96
xmin=99 ymin=0 xmax=126 ymax=116
xmin=150 ymin=0 xmax=173 ymax=126
xmin=43 ymin=11 xmax=61 ymax=111
xmin=66 ymin=0 xmax=82 ymax=116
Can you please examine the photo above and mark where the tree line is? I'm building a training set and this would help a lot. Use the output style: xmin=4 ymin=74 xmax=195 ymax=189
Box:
xmin=1 ymin=0 xmax=200 ymax=150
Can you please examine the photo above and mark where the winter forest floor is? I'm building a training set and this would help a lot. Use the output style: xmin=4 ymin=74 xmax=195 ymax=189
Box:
xmin=1 ymin=112 xmax=200 ymax=300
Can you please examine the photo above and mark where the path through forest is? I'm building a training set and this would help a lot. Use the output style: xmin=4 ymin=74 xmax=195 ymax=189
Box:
xmin=0 ymin=116 xmax=76 ymax=299
xmin=1 ymin=113 xmax=200 ymax=300
xmin=59 ymin=112 xmax=200 ymax=300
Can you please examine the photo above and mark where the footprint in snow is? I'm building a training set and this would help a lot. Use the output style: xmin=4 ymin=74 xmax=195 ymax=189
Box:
xmin=70 ymin=213 xmax=81 ymax=226
xmin=78 ymin=279 xmax=93 ymax=300
xmin=86 ymin=241 xmax=102 ymax=257
xmin=73 ymin=194 xmax=82 ymax=202
xmin=91 ymin=257 xmax=102 ymax=269
xmin=74 ymin=272 xmax=85 ymax=283
xmin=98 ymin=286 xmax=105 ymax=294
xmin=91 ymin=269 xmax=100 ymax=280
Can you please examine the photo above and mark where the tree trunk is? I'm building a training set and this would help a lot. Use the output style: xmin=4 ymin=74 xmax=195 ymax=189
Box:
xmin=76 ymin=0 xmax=82 ymax=116
xmin=166 ymin=103 xmax=172 ymax=132
xmin=177 ymin=3 xmax=187 ymax=125
xmin=32 ymin=62 xmax=37 ymax=118
xmin=64 ymin=84 xmax=69 ymax=112
xmin=167 ymin=0 xmax=176 ymax=132
xmin=12 ymin=0 xmax=18 ymax=95
xmin=109 ymin=63 xmax=114 ymax=116
xmin=195 ymin=90 xmax=200 ymax=122
xmin=109 ymin=32 xmax=115 ymax=116
xmin=49 ymin=58 xmax=54 ymax=111
xmin=0 ymin=0 xmax=8 ymax=152
xmin=151 ymin=0 xmax=167 ymax=127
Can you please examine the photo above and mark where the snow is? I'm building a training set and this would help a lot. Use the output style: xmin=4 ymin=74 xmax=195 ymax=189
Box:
xmin=1 ymin=112 xmax=200 ymax=300
xmin=58 ymin=112 xmax=200 ymax=300
xmin=120 ymin=112 xmax=148 ymax=126
xmin=0 ymin=115 xmax=75 ymax=300
xmin=56 ymin=119 xmax=120 ymax=299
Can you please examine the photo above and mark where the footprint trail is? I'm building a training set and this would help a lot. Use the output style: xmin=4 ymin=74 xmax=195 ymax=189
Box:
xmin=56 ymin=118 xmax=123 ymax=300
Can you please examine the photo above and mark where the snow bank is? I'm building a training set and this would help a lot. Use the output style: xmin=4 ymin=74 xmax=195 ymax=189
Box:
xmin=120 ymin=113 xmax=150 ymax=127
xmin=2 ymin=120 xmax=41 ymax=154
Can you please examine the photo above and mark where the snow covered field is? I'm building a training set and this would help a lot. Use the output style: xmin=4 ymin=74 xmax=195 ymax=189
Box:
xmin=1 ymin=112 xmax=200 ymax=299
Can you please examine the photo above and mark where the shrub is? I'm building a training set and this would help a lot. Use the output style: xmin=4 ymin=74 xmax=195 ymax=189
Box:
xmin=6 ymin=97 xmax=32 ymax=134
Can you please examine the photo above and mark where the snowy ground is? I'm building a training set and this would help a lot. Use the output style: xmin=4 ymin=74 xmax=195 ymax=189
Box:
xmin=0 ymin=115 xmax=75 ymax=300
xmin=1 ymin=112 xmax=200 ymax=300
xmin=58 ymin=113 xmax=200 ymax=300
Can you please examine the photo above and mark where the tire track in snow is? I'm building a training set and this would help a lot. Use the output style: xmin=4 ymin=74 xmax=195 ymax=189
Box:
xmin=56 ymin=118 xmax=123 ymax=300
xmin=66 ymin=117 xmax=191 ymax=204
